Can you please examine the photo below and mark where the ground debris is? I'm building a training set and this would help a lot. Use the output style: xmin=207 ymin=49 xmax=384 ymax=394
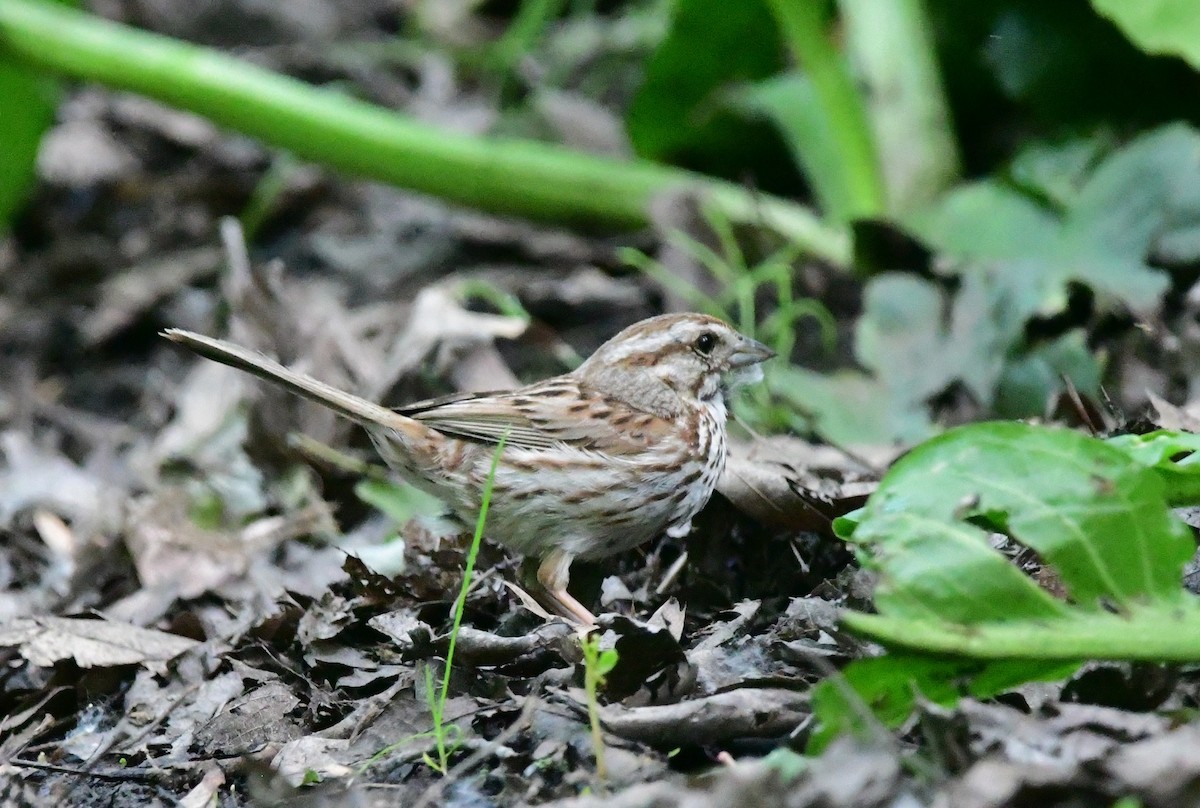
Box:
xmin=0 ymin=615 xmax=197 ymax=669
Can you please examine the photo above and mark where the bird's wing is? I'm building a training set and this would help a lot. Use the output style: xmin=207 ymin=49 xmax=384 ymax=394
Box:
xmin=396 ymin=378 xmax=673 ymax=455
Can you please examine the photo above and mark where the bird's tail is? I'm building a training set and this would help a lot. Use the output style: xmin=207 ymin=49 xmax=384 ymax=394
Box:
xmin=162 ymin=328 xmax=412 ymax=432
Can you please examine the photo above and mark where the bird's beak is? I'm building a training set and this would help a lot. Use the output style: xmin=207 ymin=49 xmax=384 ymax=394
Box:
xmin=729 ymin=336 xmax=776 ymax=369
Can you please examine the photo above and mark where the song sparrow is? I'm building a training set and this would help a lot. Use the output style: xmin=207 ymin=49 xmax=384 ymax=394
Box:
xmin=164 ymin=313 xmax=773 ymax=624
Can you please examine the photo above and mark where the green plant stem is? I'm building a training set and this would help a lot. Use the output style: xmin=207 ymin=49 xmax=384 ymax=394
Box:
xmin=432 ymin=432 xmax=508 ymax=773
xmin=843 ymin=603 xmax=1200 ymax=661
xmin=489 ymin=0 xmax=565 ymax=72
xmin=837 ymin=0 xmax=960 ymax=212
xmin=581 ymin=636 xmax=608 ymax=783
xmin=765 ymin=0 xmax=885 ymax=220
xmin=0 ymin=0 xmax=849 ymax=264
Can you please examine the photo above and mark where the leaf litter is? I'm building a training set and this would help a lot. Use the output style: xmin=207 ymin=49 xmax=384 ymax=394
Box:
xmin=6 ymin=7 xmax=1200 ymax=808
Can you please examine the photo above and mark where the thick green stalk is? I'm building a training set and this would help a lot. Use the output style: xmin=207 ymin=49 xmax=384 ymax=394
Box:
xmin=838 ymin=0 xmax=960 ymax=213
xmin=0 ymin=0 xmax=849 ymax=264
xmin=765 ymin=0 xmax=886 ymax=221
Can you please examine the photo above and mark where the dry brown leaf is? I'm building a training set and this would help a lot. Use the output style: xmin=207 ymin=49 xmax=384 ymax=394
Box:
xmin=1148 ymin=391 xmax=1200 ymax=432
xmin=0 ymin=431 xmax=115 ymax=533
xmin=0 ymin=616 xmax=197 ymax=668
xmin=177 ymin=764 xmax=225 ymax=808
xmin=273 ymin=737 xmax=354 ymax=786
xmin=82 ymin=247 xmax=222 ymax=344
xmin=124 ymin=488 xmax=328 ymax=599
xmin=376 ymin=283 xmax=526 ymax=396
xmin=716 ymin=438 xmax=879 ymax=531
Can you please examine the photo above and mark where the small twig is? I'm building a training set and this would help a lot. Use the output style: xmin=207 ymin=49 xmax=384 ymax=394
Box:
xmin=83 ymin=683 xmax=201 ymax=770
xmin=10 ymin=758 xmax=159 ymax=782
xmin=654 ymin=552 xmax=689 ymax=596
xmin=218 ymin=217 xmax=252 ymax=283
xmin=287 ymin=432 xmax=381 ymax=478
xmin=1060 ymin=372 xmax=1100 ymax=435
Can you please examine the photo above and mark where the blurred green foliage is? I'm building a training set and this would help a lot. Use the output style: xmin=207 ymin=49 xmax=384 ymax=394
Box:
xmin=620 ymin=0 xmax=1200 ymax=444
xmin=0 ymin=65 xmax=56 ymax=227
xmin=5 ymin=0 xmax=1200 ymax=443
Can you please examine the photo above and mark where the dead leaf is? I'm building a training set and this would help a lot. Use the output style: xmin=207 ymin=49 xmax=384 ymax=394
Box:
xmin=82 ymin=247 xmax=222 ymax=344
xmin=178 ymin=764 xmax=225 ymax=808
xmin=375 ymin=283 xmax=527 ymax=397
xmin=193 ymin=681 xmax=303 ymax=755
xmin=1148 ymin=391 xmax=1200 ymax=432
xmin=0 ymin=431 xmax=114 ymax=533
xmin=0 ymin=616 xmax=197 ymax=668
xmin=717 ymin=438 xmax=878 ymax=531
xmin=596 ymin=687 xmax=808 ymax=746
xmin=124 ymin=488 xmax=328 ymax=599
xmin=272 ymin=736 xmax=354 ymax=786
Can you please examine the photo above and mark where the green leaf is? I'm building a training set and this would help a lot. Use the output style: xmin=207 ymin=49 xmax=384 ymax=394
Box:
xmin=1009 ymin=135 xmax=1111 ymax=209
xmin=760 ymin=747 xmax=809 ymax=782
xmin=908 ymin=179 xmax=1062 ymax=263
xmin=1057 ymin=124 xmax=1193 ymax=307
xmin=732 ymin=72 xmax=859 ymax=221
xmin=994 ymin=330 xmax=1101 ymax=418
xmin=1091 ymin=0 xmax=1200 ymax=69
xmin=859 ymin=422 xmax=1193 ymax=609
xmin=354 ymin=478 xmax=444 ymax=525
xmin=857 ymin=511 xmax=1069 ymax=624
xmin=912 ymin=125 xmax=1200 ymax=315
xmin=1106 ymin=429 xmax=1200 ymax=507
xmin=627 ymin=0 xmax=783 ymax=166
xmin=857 ymin=271 xmax=1030 ymax=407
xmin=595 ymin=649 xmax=619 ymax=677
xmin=808 ymin=654 xmax=1075 ymax=753
xmin=816 ymin=422 xmax=1200 ymax=748
xmin=1107 ymin=429 xmax=1200 ymax=472
xmin=770 ymin=365 xmax=933 ymax=447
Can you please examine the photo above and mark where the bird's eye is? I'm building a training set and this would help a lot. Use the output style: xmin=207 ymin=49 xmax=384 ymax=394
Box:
xmin=694 ymin=332 xmax=717 ymax=355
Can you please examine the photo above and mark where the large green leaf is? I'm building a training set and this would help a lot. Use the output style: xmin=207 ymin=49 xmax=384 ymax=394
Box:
xmin=813 ymin=422 xmax=1200 ymax=749
xmin=626 ymin=0 xmax=787 ymax=179
xmin=814 ymin=127 xmax=1200 ymax=445
xmin=911 ymin=125 xmax=1200 ymax=315
xmin=809 ymin=655 xmax=1075 ymax=752
xmin=1107 ymin=429 xmax=1200 ymax=506
xmin=850 ymin=422 xmax=1194 ymax=609
xmin=1091 ymin=0 xmax=1200 ymax=70
xmin=771 ymin=364 xmax=933 ymax=446
xmin=994 ymin=330 xmax=1101 ymax=418
xmin=776 ymin=267 xmax=1065 ymax=446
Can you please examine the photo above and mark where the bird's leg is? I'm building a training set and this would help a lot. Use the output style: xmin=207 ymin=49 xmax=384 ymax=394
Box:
xmin=536 ymin=549 xmax=596 ymax=626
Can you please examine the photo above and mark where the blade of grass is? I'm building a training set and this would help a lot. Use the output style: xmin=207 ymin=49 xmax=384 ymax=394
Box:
xmin=764 ymin=0 xmax=886 ymax=220
xmin=0 ymin=0 xmax=849 ymax=265
xmin=431 ymin=430 xmax=509 ymax=773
